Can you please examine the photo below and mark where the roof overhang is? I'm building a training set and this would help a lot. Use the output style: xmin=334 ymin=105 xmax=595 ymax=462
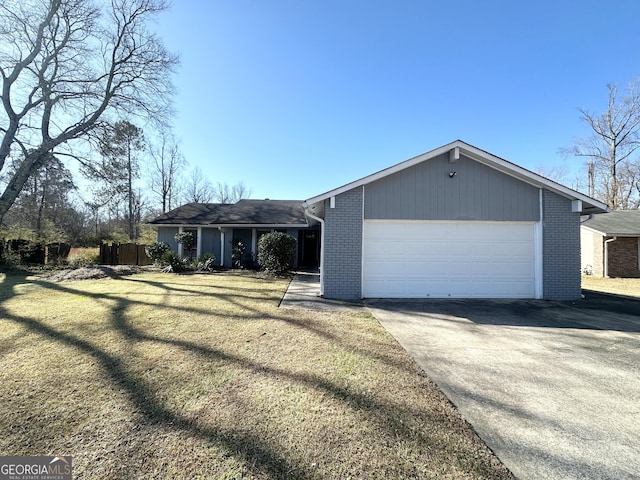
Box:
xmin=580 ymin=225 xmax=640 ymax=237
xmin=303 ymin=140 xmax=609 ymax=215
xmin=148 ymin=223 xmax=309 ymax=229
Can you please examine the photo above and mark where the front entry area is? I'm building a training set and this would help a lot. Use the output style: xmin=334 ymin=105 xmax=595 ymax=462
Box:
xmin=298 ymin=228 xmax=320 ymax=268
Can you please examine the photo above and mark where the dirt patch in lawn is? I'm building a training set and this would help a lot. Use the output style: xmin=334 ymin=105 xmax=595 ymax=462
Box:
xmin=44 ymin=265 xmax=144 ymax=282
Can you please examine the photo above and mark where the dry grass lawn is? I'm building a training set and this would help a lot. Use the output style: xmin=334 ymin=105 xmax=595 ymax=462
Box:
xmin=0 ymin=270 xmax=513 ymax=479
xmin=582 ymin=275 xmax=640 ymax=298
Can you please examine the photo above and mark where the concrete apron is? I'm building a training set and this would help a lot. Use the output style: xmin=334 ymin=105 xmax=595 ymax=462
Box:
xmin=367 ymin=298 xmax=640 ymax=480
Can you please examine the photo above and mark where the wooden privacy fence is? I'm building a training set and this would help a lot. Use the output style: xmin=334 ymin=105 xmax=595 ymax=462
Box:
xmin=100 ymin=243 xmax=152 ymax=266
xmin=0 ymin=240 xmax=71 ymax=264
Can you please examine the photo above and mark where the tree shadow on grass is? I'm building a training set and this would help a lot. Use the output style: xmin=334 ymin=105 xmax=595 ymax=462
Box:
xmin=0 ymin=271 xmax=506 ymax=478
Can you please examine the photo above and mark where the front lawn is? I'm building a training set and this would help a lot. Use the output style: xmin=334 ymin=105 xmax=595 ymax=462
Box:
xmin=582 ymin=275 xmax=640 ymax=298
xmin=0 ymin=270 xmax=512 ymax=479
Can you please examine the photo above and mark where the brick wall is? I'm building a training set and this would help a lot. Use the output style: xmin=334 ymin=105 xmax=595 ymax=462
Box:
xmin=323 ymin=187 xmax=363 ymax=300
xmin=592 ymin=231 xmax=604 ymax=277
xmin=543 ymin=190 xmax=581 ymax=300
xmin=607 ymin=237 xmax=640 ymax=277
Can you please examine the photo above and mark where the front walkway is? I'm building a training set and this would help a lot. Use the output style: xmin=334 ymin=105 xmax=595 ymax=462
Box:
xmin=279 ymin=271 xmax=363 ymax=312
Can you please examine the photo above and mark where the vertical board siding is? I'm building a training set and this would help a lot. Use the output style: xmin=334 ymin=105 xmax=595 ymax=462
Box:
xmin=200 ymin=227 xmax=221 ymax=262
xmin=364 ymin=153 xmax=540 ymax=221
xmin=323 ymin=188 xmax=363 ymax=300
xmin=157 ymin=227 xmax=179 ymax=251
xmin=543 ymin=190 xmax=581 ymax=300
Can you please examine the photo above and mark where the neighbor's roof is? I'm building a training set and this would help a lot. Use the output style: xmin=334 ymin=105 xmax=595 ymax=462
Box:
xmin=148 ymin=199 xmax=308 ymax=227
xmin=581 ymin=210 xmax=640 ymax=236
xmin=303 ymin=139 xmax=609 ymax=215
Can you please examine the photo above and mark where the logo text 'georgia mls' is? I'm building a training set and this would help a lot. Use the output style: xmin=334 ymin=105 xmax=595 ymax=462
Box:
xmin=0 ymin=456 xmax=72 ymax=480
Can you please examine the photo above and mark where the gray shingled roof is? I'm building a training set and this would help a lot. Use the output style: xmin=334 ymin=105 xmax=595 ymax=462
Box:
xmin=148 ymin=199 xmax=308 ymax=226
xmin=581 ymin=210 xmax=640 ymax=236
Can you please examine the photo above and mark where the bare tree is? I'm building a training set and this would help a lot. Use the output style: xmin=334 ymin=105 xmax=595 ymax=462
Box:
xmin=564 ymin=81 xmax=640 ymax=209
xmin=0 ymin=0 xmax=177 ymax=225
xmin=213 ymin=181 xmax=232 ymax=204
xmin=213 ymin=180 xmax=252 ymax=204
xmin=183 ymin=166 xmax=213 ymax=203
xmin=149 ymin=130 xmax=184 ymax=213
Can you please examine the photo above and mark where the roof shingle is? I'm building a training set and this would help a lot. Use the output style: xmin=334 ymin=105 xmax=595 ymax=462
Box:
xmin=148 ymin=200 xmax=307 ymax=226
xmin=581 ymin=210 xmax=640 ymax=236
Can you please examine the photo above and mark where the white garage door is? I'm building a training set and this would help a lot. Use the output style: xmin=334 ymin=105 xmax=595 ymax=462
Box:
xmin=363 ymin=221 xmax=538 ymax=298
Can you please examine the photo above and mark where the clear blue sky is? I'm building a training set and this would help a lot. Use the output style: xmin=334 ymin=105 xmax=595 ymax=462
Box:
xmin=154 ymin=0 xmax=640 ymax=201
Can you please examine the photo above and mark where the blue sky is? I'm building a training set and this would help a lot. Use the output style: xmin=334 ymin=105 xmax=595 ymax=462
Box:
xmin=154 ymin=0 xmax=640 ymax=201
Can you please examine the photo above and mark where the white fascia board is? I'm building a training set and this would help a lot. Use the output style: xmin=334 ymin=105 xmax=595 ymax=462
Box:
xmin=580 ymin=224 xmax=607 ymax=236
xmin=209 ymin=224 xmax=309 ymax=229
xmin=149 ymin=223 xmax=309 ymax=228
xmin=147 ymin=223 xmax=201 ymax=228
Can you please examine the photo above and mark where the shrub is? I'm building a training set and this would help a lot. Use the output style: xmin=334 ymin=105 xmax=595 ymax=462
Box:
xmin=67 ymin=248 xmax=100 ymax=268
xmin=145 ymin=242 xmax=171 ymax=264
xmin=196 ymin=253 xmax=217 ymax=271
xmin=257 ymin=232 xmax=296 ymax=275
xmin=174 ymin=232 xmax=195 ymax=250
xmin=231 ymin=240 xmax=245 ymax=268
xmin=161 ymin=250 xmax=189 ymax=273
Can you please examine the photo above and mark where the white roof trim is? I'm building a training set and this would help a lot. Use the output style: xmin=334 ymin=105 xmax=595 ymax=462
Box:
xmin=150 ymin=223 xmax=309 ymax=228
xmin=303 ymin=140 xmax=609 ymax=213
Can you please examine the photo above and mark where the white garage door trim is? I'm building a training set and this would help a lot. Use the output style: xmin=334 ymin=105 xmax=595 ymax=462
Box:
xmin=362 ymin=220 xmax=542 ymax=299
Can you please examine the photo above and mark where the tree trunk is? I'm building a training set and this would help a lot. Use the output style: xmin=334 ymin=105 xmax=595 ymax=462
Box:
xmin=0 ymin=150 xmax=47 ymax=225
xmin=128 ymin=144 xmax=134 ymax=240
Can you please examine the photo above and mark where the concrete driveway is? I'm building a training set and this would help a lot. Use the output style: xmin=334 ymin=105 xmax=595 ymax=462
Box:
xmin=367 ymin=294 xmax=640 ymax=480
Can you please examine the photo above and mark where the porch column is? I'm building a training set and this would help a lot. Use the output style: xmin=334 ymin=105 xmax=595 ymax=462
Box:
xmin=219 ymin=227 xmax=226 ymax=267
xmin=177 ymin=226 xmax=184 ymax=256
xmin=251 ymin=228 xmax=257 ymax=259
xmin=196 ymin=227 xmax=202 ymax=258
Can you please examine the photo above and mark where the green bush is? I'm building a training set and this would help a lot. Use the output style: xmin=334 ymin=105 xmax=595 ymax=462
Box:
xmin=161 ymin=250 xmax=189 ymax=273
xmin=67 ymin=249 xmax=100 ymax=268
xmin=145 ymin=242 xmax=171 ymax=264
xmin=196 ymin=253 xmax=217 ymax=271
xmin=257 ymin=232 xmax=296 ymax=275
xmin=231 ymin=239 xmax=245 ymax=268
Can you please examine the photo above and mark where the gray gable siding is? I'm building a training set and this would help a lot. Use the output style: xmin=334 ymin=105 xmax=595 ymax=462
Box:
xmin=543 ymin=190 xmax=581 ymax=300
xmin=364 ymin=153 xmax=540 ymax=221
xmin=323 ymin=187 xmax=363 ymax=300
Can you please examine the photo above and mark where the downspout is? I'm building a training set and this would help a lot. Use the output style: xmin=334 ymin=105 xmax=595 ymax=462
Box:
xmin=304 ymin=209 xmax=325 ymax=296
xmin=604 ymin=236 xmax=617 ymax=277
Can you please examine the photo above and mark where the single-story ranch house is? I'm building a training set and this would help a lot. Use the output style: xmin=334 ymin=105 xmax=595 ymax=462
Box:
xmin=150 ymin=140 xmax=609 ymax=301
xmin=148 ymin=199 xmax=321 ymax=269
xmin=581 ymin=210 xmax=640 ymax=278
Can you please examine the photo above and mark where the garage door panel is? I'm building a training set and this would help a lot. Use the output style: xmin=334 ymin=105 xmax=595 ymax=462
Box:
xmin=363 ymin=221 xmax=536 ymax=298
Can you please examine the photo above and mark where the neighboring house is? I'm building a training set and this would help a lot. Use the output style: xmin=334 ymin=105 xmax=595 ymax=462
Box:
xmin=580 ymin=210 xmax=640 ymax=278
xmin=302 ymin=140 xmax=608 ymax=301
xmin=148 ymin=200 xmax=320 ymax=269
